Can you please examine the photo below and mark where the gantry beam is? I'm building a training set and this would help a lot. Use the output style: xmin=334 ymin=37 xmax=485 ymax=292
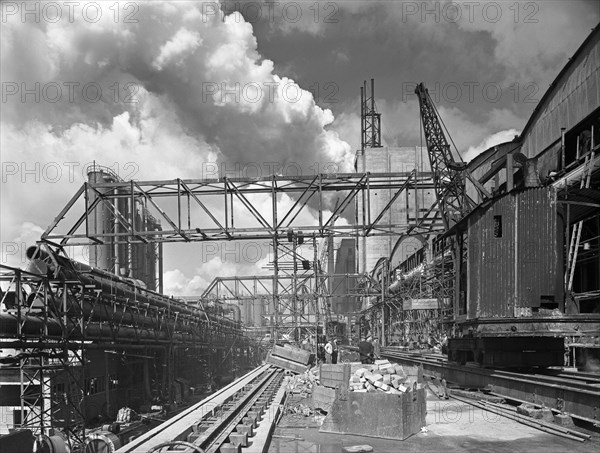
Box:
xmin=42 ymin=172 xmax=441 ymax=245
xmin=200 ymin=274 xmax=382 ymax=301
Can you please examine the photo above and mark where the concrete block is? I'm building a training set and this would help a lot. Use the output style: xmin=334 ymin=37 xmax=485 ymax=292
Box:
xmin=220 ymin=443 xmax=241 ymax=453
xmin=517 ymin=404 xmax=551 ymax=420
xmin=229 ymin=432 xmax=248 ymax=447
xmin=242 ymin=416 xmax=257 ymax=429
xmin=554 ymin=414 xmax=575 ymax=427
xmin=367 ymin=373 xmax=383 ymax=383
xmin=236 ymin=423 xmax=254 ymax=437
xmin=248 ymin=410 xmax=262 ymax=421
xmin=355 ymin=368 xmax=368 ymax=377
xmin=373 ymin=381 xmax=390 ymax=391
xmin=539 ymin=408 xmax=554 ymax=422
xmin=382 ymin=375 xmax=391 ymax=385
xmin=252 ymin=403 xmax=265 ymax=413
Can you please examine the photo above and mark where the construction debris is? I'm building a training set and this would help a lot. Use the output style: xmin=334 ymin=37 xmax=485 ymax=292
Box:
xmin=348 ymin=360 xmax=423 ymax=394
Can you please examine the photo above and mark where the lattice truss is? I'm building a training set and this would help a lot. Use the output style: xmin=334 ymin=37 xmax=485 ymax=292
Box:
xmin=42 ymin=173 xmax=441 ymax=245
xmin=383 ymin=248 xmax=454 ymax=346
xmin=0 ymin=242 xmax=251 ymax=444
xmin=0 ymin=265 xmax=87 ymax=445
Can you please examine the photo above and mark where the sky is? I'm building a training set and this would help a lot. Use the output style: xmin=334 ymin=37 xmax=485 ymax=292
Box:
xmin=1 ymin=0 xmax=598 ymax=295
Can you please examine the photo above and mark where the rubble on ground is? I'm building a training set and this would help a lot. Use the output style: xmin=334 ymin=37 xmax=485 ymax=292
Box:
xmin=348 ymin=360 xmax=423 ymax=394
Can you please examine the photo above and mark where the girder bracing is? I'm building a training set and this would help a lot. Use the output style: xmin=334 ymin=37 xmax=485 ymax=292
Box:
xmin=42 ymin=172 xmax=441 ymax=245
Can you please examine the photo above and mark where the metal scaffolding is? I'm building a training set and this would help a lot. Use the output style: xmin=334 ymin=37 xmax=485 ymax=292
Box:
xmin=0 ymin=242 xmax=255 ymax=447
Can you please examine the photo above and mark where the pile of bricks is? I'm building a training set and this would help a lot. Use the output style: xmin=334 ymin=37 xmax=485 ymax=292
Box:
xmin=348 ymin=360 xmax=419 ymax=394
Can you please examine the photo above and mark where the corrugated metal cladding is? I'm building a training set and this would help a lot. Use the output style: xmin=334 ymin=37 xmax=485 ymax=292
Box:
xmin=520 ymin=28 xmax=599 ymax=159
xmin=467 ymin=188 xmax=562 ymax=319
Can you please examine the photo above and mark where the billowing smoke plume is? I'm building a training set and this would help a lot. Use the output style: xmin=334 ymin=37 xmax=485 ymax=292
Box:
xmin=1 ymin=2 xmax=352 ymax=287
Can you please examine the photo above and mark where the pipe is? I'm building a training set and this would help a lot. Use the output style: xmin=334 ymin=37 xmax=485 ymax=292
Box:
xmin=0 ymin=313 xmax=206 ymax=344
xmin=25 ymin=246 xmax=240 ymax=331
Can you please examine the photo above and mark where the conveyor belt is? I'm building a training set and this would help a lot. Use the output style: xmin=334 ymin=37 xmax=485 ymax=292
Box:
xmin=115 ymin=365 xmax=287 ymax=453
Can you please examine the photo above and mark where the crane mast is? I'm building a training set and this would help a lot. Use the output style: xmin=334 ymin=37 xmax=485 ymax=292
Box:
xmin=414 ymin=83 xmax=476 ymax=230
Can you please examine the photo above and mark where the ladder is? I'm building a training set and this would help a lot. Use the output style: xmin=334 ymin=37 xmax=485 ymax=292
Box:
xmin=566 ymin=151 xmax=596 ymax=292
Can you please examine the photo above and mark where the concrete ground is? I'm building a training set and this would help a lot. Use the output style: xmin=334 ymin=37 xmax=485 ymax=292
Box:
xmin=268 ymin=391 xmax=600 ymax=453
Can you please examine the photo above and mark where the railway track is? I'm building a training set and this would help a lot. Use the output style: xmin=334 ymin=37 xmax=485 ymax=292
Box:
xmin=114 ymin=365 xmax=286 ymax=453
xmin=376 ymin=348 xmax=600 ymax=425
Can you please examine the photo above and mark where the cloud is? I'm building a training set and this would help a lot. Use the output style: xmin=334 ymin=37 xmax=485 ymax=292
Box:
xmin=1 ymin=2 xmax=352 ymax=279
xmin=464 ymin=128 xmax=521 ymax=161
xmin=452 ymin=0 xmax=599 ymax=85
xmin=153 ymin=28 xmax=203 ymax=71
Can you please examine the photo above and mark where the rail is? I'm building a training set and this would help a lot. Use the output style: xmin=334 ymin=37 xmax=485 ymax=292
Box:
xmin=379 ymin=348 xmax=600 ymax=425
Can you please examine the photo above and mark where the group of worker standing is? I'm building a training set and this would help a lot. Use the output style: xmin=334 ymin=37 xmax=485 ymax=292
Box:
xmin=324 ymin=338 xmax=338 ymax=364
xmin=323 ymin=336 xmax=381 ymax=364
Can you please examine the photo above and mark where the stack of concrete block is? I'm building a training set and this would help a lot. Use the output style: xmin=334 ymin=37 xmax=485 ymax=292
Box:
xmin=347 ymin=360 xmax=422 ymax=394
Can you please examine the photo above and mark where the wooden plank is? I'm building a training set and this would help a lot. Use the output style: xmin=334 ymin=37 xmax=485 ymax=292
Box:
xmin=271 ymin=345 xmax=311 ymax=365
xmin=265 ymin=352 xmax=308 ymax=374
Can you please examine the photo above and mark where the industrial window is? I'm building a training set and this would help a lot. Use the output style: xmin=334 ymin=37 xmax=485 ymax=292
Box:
xmin=493 ymin=215 xmax=503 ymax=238
xmin=109 ymin=374 xmax=119 ymax=390
xmin=85 ymin=377 xmax=105 ymax=395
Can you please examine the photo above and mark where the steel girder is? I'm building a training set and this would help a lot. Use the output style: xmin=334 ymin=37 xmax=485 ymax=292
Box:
xmin=42 ymin=172 xmax=441 ymax=245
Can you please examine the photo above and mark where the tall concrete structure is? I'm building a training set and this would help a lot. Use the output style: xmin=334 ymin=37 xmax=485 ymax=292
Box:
xmin=87 ymin=165 xmax=163 ymax=291
xmin=331 ymin=238 xmax=358 ymax=314
xmin=354 ymin=146 xmax=435 ymax=275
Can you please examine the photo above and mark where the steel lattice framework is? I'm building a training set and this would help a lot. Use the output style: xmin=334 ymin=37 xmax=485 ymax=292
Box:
xmin=414 ymin=83 xmax=477 ymax=230
xmin=0 ymin=242 xmax=256 ymax=447
xmin=39 ymin=171 xmax=444 ymax=346
xmin=42 ymin=172 xmax=441 ymax=245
